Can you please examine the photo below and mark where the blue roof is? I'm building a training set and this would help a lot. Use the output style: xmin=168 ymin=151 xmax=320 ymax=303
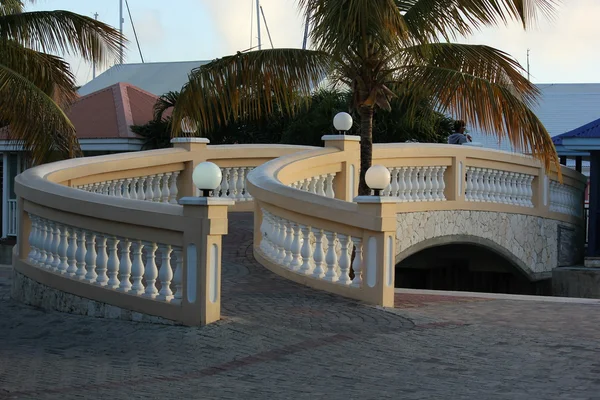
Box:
xmin=552 ymin=116 xmax=600 ymax=145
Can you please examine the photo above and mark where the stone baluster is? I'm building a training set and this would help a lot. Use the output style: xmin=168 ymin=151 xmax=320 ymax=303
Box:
xmin=289 ymin=223 xmax=303 ymax=271
xmin=299 ymin=179 xmax=308 ymax=192
xmin=144 ymin=175 xmax=154 ymax=202
xmin=398 ymin=167 xmax=407 ymax=202
xmin=351 ymin=237 xmax=363 ymax=287
xmin=157 ymin=244 xmax=174 ymax=301
xmin=517 ymin=174 xmax=526 ymax=206
xmin=106 ymin=236 xmax=120 ymax=289
xmin=143 ymin=242 xmax=159 ymax=298
xmin=153 ymin=174 xmax=163 ymax=202
xmin=488 ymin=170 xmax=498 ymax=203
xmin=317 ymin=175 xmax=327 ymax=197
xmin=49 ymin=222 xmax=60 ymax=270
xmin=117 ymin=180 xmax=125 ymax=198
xmin=221 ymin=169 xmax=230 ymax=198
xmin=323 ymin=232 xmax=338 ymax=282
xmin=299 ymin=225 xmax=313 ymax=275
xmin=75 ymin=229 xmax=87 ymax=280
xmin=498 ymin=171 xmax=507 ymax=203
xmin=123 ymin=178 xmax=132 ymax=199
xmin=465 ymin=167 xmax=473 ymax=201
xmin=276 ymin=217 xmax=287 ymax=264
xmin=95 ymin=233 xmax=108 ymax=286
xmin=260 ymin=213 xmax=269 ymax=254
xmin=390 ymin=168 xmax=400 ymax=198
xmin=236 ymin=167 xmax=245 ymax=201
xmin=308 ymin=178 xmax=317 ymax=194
xmin=337 ymin=234 xmax=352 ymax=285
xmin=169 ymin=171 xmax=180 ymax=204
xmin=66 ymin=227 xmax=78 ymax=276
xmin=39 ymin=221 xmax=50 ymax=268
xmin=282 ymin=222 xmax=294 ymax=267
xmin=172 ymin=247 xmax=183 ymax=304
xmin=107 ymin=181 xmax=116 ymax=196
xmin=325 ymin=174 xmax=335 ymax=198
xmin=424 ymin=166 xmax=433 ymax=201
xmin=118 ymin=238 xmax=132 ymax=292
xmin=57 ymin=225 xmax=69 ymax=274
xmin=312 ymin=228 xmax=326 ymax=279
xmin=405 ymin=167 xmax=413 ymax=201
xmin=229 ymin=168 xmax=238 ymax=200
xmin=84 ymin=232 xmax=97 ymax=282
xmin=415 ymin=168 xmax=425 ymax=201
xmin=130 ymin=177 xmax=139 ymax=200
xmin=161 ymin=173 xmax=171 ymax=203
xmin=130 ymin=240 xmax=145 ymax=295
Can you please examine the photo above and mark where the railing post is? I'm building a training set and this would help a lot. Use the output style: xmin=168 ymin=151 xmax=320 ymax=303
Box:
xmin=178 ymin=196 xmax=234 ymax=326
xmin=171 ymin=138 xmax=211 ymax=198
xmin=532 ymin=167 xmax=550 ymax=212
xmin=354 ymin=195 xmax=397 ymax=307
xmin=322 ymin=135 xmax=361 ymax=201
xmin=447 ymin=155 xmax=465 ymax=202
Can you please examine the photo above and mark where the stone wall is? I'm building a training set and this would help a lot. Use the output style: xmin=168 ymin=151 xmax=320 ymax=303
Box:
xmin=396 ymin=211 xmax=584 ymax=279
xmin=11 ymin=270 xmax=177 ymax=325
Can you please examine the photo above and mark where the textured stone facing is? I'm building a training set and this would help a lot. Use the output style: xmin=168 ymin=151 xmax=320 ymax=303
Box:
xmin=396 ymin=211 xmax=584 ymax=276
xmin=10 ymin=269 xmax=177 ymax=325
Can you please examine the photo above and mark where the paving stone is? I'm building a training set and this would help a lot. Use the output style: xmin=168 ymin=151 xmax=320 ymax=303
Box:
xmin=0 ymin=213 xmax=599 ymax=399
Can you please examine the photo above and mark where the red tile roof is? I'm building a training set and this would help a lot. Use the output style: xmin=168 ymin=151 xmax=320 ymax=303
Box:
xmin=68 ymin=82 xmax=158 ymax=139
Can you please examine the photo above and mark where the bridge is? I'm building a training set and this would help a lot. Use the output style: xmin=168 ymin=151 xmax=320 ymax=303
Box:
xmin=10 ymin=135 xmax=586 ymax=324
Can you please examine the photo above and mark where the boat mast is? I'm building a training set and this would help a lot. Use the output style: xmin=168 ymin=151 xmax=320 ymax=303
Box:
xmin=256 ymin=0 xmax=261 ymax=50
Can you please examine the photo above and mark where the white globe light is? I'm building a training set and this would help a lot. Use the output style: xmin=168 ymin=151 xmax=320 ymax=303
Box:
xmin=365 ymin=164 xmax=391 ymax=193
xmin=333 ymin=112 xmax=353 ymax=132
xmin=181 ymin=117 xmax=198 ymax=134
xmin=192 ymin=162 xmax=222 ymax=196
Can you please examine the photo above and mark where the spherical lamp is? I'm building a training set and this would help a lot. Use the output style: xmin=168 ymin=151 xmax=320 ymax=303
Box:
xmin=192 ymin=162 xmax=222 ymax=197
xmin=365 ymin=164 xmax=391 ymax=196
xmin=333 ymin=112 xmax=353 ymax=133
xmin=181 ymin=117 xmax=198 ymax=134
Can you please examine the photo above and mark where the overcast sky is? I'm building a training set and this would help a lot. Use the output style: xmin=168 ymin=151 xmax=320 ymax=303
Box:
xmin=27 ymin=0 xmax=600 ymax=86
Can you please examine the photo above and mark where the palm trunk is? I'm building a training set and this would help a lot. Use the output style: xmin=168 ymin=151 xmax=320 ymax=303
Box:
xmin=358 ymin=105 xmax=374 ymax=196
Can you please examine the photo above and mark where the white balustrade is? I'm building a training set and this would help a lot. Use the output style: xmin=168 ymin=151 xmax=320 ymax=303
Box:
xmin=549 ymin=180 xmax=583 ymax=217
xmin=385 ymin=166 xmax=447 ymax=202
xmin=214 ymin=167 xmax=255 ymax=201
xmin=465 ymin=167 xmax=534 ymax=207
xmin=26 ymin=216 xmax=183 ymax=303
xmin=290 ymin=173 xmax=337 ymax=198
xmin=258 ymin=208 xmax=363 ymax=288
xmin=75 ymin=171 xmax=181 ymax=204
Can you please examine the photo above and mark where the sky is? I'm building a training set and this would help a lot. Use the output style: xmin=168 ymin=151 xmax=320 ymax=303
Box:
xmin=26 ymin=0 xmax=600 ymax=86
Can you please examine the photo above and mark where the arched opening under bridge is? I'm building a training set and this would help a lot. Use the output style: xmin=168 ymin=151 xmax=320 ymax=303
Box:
xmin=395 ymin=237 xmax=551 ymax=296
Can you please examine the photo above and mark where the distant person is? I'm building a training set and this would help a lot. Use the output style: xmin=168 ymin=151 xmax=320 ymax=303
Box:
xmin=447 ymin=120 xmax=472 ymax=145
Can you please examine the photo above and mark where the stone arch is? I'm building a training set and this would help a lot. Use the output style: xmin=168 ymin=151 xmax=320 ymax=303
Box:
xmin=395 ymin=234 xmax=535 ymax=280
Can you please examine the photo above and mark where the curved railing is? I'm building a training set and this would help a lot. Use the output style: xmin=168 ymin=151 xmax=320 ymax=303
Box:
xmin=247 ymin=136 xmax=587 ymax=307
xmin=12 ymin=140 xmax=311 ymax=326
xmin=12 ymin=134 xmax=587 ymax=323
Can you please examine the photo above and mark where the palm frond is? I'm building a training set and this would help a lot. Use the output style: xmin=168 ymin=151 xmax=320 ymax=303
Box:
xmin=300 ymin=0 xmax=412 ymax=56
xmin=0 ymin=10 xmax=126 ymax=67
xmin=0 ymin=0 xmax=24 ymax=16
xmin=153 ymin=91 xmax=179 ymax=122
xmin=399 ymin=44 xmax=557 ymax=171
xmin=0 ymin=62 xmax=81 ymax=163
xmin=172 ymin=48 xmax=331 ymax=136
xmin=0 ymin=39 xmax=77 ymax=108
xmin=400 ymin=0 xmax=558 ymax=42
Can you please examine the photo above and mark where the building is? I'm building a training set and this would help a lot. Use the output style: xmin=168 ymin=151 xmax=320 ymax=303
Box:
xmin=0 ymin=82 xmax=159 ymax=238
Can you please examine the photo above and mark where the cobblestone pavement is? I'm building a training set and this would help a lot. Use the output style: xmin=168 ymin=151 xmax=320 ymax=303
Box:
xmin=1 ymin=213 xmax=600 ymax=399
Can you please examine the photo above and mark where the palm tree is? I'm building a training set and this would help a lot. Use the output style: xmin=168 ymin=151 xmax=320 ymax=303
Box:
xmin=0 ymin=0 xmax=125 ymax=163
xmin=173 ymin=0 xmax=559 ymax=195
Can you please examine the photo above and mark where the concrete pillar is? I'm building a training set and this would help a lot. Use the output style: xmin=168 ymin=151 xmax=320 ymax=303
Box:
xmin=171 ymin=138 xmax=210 ymax=198
xmin=178 ymin=196 xmax=234 ymax=325
xmin=354 ymin=195 xmax=398 ymax=307
xmin=322 ymin=135 xmax=360 ymax=201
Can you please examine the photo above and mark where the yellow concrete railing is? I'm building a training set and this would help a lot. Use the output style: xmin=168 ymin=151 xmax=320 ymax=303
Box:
xmin=12 ymin=140 xmax=310 ymax=325
xmin=248 ymin=136 xmax=587 ymax=308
